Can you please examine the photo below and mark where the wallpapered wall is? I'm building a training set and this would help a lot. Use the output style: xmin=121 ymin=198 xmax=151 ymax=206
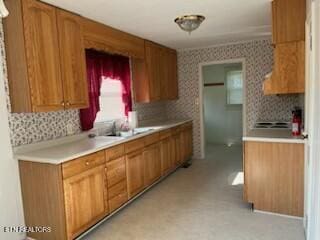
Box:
xmin=0 ymin=23 xmax=166 ymax=147
xmin=166 ymin=39 xmax=301 ymax=159
xmin=2 ymin=18 xmax=301 ymax=154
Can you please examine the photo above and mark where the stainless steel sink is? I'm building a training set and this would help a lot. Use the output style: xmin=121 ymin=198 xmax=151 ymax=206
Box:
xmin=90 ymin=127 xmax=162 ymax=140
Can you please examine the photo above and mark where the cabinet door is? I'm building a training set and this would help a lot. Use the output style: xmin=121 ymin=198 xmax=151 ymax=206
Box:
xmin=161 ymin=137 xmax=172 ymax=175
xmin=180 ymin=131 xmax=187 ymax=163
xmin=173 ymin=134 xmax=181 ymax=166
xmin=167 ymin=50 xmax=178 ymax=100
xmin=186 ymin=128 xmax=193 ymax=158
xmin=144 ymin=143 xmax=161 ymax=186
xmin=22 ymin=0 xmax=64 ymax=112
xmin=145 ymin=41 xmax=161 ymax=101
xmin=160 ymin=49 xmax=178 ymax=101
xmin=57 ymin=9 xmax=89 ymax=109
xmin=131 ymin=58 xmax=149 ymax=103
xmin=271 ymin=0 xmax=277 ymax=45
xmin=274 ymin=41 xmax=305 ymax=94
xmin=180 ymin=128 xmax=192 ymax=163
xmin=169 ymin=136 xmax=177 ymax=169
xmin=160 ymin=48 xmax=169 ymax=100
xmin=126 ymin=150 xmax=145 ymax=198
xmin=244 ymin=142 xmax=304 ymax=217
xmin=272 ymin=0 xmax=306 ymax=43
xmin=63 ymin=165 xmax=107 ymax=240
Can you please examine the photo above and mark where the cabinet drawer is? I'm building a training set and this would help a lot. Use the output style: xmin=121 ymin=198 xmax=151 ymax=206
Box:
xmin=108 ymin=180 xmax=127 ymax=199
xmin=62 ymin=151 xmax=105 ymax=179
xmin=125 ymin=138 xmax=145 ymax=153
xmin=160 ymin=129 xmax=172 ymax=140
xmin=106 ymin=157 xmax=126 ymax=187
xmin=106 ymin=144 xmax=125 ymax=161
xmin=144 ymin=133 xmax=160 ymax=146
xmin=109 ymin=191 xmax=128 ymax=212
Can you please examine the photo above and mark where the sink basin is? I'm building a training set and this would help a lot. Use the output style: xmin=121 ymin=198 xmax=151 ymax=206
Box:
xmin=93 ymin=127 xmax=161 ymax=140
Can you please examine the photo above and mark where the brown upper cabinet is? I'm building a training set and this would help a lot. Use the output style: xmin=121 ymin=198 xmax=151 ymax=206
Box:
xmin=264 ymin=41 xmax=305 ymax=95
xmin=162 ymin=49 xmax=179 ymax=100
xmin=4 ymin=0 xmax=89 ymax=112
xmin=132 ymin=41 xmax=178 ymax=103
xmin=81 ymin=17 xmax=145 ymax=59
xmin=57 ymin=9 xmax=89 ymax=109
xmin=271 ymin=0 xmax=306 ymax=44
xmin=4 ymin=0 xmax=178 ymax=111
xmin=264 ymin=0 xmax=306 ymax=95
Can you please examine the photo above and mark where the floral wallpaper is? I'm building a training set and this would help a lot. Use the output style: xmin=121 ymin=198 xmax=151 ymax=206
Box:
xmin=166 ymin=39 xmax=302 ymax=159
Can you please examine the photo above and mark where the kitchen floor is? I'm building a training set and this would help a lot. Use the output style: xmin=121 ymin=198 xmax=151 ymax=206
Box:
xmin=82 ymin=144 xmax=305 ymax=240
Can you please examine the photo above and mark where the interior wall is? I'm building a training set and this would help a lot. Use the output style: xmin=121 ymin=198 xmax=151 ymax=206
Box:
xmin=0 ymin=21 xmax=25 ymax=240
xmin=166 ymin=39 xmax=302 ymax=159
xmin=203 ymin=63 xmax=243 ymax=145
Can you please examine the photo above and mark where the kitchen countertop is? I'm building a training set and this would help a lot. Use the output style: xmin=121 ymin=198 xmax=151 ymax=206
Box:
xmin=243 ymin=129 xmax=305 ymax=144
xmin=14 ymin=119 xmax=192 ymax=164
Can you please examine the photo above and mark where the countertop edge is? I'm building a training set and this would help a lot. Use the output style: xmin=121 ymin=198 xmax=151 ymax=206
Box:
xmin=15 ymin=119 xmax=193 ymax=164
xmin=243 ymin=137 xmax=305 ymax=144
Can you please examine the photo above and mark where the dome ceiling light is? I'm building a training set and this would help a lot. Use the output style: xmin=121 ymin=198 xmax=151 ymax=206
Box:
xmin=174 ymin=15 xmax=205 ymax=34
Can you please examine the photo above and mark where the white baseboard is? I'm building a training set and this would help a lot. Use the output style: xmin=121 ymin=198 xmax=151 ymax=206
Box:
xmin=254 ymin=209 xmax=303 ymax=220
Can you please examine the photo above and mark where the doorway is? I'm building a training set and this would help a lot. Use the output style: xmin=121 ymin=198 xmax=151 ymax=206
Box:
xmin=199 ymin=59 xmax=246 ymax=158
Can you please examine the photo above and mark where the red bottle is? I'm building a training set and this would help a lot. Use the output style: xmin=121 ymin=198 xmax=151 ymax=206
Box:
xmin=292 ymin=108 xmax=302 ymax=136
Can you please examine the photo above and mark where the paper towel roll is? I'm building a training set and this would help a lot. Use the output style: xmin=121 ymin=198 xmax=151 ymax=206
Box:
xmin=128 ymin=111 xmax=138 ymax=129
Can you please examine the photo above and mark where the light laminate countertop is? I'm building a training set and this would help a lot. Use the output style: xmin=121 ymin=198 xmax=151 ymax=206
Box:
xmin=243 ymin=129 xmax=305 ymax=144
xmin=14 ymin=119 xmax=192 ymax=164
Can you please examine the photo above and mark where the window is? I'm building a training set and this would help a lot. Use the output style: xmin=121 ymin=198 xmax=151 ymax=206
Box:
xmin=226 ymin=70 xmax=243 ymax=105
xmin=95 ymin=77 xmax=125 ymax=123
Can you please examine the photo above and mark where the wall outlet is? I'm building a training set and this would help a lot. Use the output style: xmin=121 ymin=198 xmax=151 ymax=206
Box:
xmin=66 ymin=123 xmax=73 ymax=135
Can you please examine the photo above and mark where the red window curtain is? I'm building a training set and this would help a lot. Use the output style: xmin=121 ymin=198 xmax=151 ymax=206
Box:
xmin=80 ymin=49 xmax=132 ymax=131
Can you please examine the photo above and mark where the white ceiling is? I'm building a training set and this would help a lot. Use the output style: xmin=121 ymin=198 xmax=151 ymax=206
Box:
xmin=42 ymin=0 xmax=272 ymax=50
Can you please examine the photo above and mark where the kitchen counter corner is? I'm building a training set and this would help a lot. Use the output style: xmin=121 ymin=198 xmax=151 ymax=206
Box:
xmin=243 ymin=129 xmax=305 ymax=144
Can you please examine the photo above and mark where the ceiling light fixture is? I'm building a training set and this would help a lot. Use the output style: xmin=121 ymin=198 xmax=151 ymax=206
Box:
xmin=174 ymin=15 xmax=205 ymax=34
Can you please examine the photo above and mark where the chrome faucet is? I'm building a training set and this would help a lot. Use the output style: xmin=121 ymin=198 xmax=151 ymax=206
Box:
xmin=111 ymin=121 xmax=117 ymax=136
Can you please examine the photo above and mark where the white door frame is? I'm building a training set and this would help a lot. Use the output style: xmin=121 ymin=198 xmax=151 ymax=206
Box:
xmin=306 ymin=1 xmax=320 ymax=239
xmin=304 ymin=3 xmax=312 ymax=232
xmin=305 ymin=0 xmax=320 ymax=239
xmin=198 ymin=58 xmax=246 ymax=158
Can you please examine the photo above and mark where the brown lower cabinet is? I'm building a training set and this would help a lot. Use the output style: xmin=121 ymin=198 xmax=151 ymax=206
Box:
xmin=106 ymin=156 xmax=128 ymax=212
xmin=160 ymin=136 xmax=174 ymax=175
xmin=180 ymin=122 xmax=193 ymax=163
xmin=244 ymin=141 xmax=304 ymax=217
xmin=144 ymin=143 xmax=162 ymax=186
xmin=63 ymin=165 xmax=108 ymax=240
xmin=126 ymin=149 xmax=145 ymax=199
xmin=18 ymin=122 xmax=193 ymax=240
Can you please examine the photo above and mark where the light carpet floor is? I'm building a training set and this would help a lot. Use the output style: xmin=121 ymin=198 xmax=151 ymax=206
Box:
xmin=82 ymin=144 xmax=305 ymax=240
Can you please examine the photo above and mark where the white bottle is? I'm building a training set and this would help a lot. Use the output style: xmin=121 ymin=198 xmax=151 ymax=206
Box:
xmin=128 ymin=111 xmax=138 ymax=129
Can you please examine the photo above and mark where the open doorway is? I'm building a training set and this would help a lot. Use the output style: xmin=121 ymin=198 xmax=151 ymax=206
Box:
xmin=199 ymin=59 xmax=246 ymax=158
